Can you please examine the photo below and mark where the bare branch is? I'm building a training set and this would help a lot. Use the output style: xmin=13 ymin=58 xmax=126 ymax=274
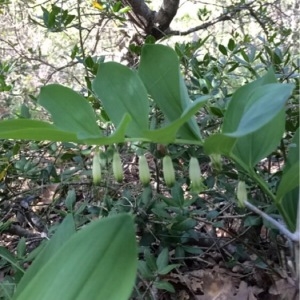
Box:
xmin=168 ymin=1 xmax=262 ymax=37
xmin=168 ymin=13 xmax=232 ymax=36
xmin=121 ymin=0 xmax=274 ymax=42
xmin=121 ymin=0 xmax=155 ymax=32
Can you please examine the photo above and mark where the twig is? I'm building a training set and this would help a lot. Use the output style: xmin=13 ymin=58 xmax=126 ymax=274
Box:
xmin=3 ymin=224 xmax=40 ymax=238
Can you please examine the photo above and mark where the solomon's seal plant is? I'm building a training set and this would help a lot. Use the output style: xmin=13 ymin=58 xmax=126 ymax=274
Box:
xmin=237 ymin=181 xmax=247 ymax=208
xmin=112 ymin=151 xmax=124 ymax=183
xmin=163 ymin=155 xmax=175 ymax=187
xmin=189 ymin=157 xmax=204 ymax=193
xmin=209 ymin=153 xmax=222 ymax=172
xmin=92 ymin=148 xmax=102 ymax=185
xmin=138 ymin=155 xmax=151 ymax=187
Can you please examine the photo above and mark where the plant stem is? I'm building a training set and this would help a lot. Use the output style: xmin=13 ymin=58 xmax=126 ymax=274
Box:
xmin=244 ymin=200 xmax=299 ymax=242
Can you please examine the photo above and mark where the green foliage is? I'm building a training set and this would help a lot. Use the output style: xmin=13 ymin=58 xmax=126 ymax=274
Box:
xmin=0 ymin=61 xmax=12 ymax=92
xmin=276 ymin=128 xmax=299 ymax=231
xmin=93 ymin=62 xmax=150 ymax=137
xmin=14 ymin=214 xmax=137 ymax=300
xmin=40 ymin=5 xmax=75 ymax=32
xmin=139 ymin=45 xmax=202 ymax=140
xmin=38 ymin=84 xmax=102 ymax=140
xmin=0 ymin=33 xmax=298 ymax=299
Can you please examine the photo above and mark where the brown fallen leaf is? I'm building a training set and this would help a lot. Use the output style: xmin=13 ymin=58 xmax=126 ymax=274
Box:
xmin=269 ymin=278 xmax=299 ymax=300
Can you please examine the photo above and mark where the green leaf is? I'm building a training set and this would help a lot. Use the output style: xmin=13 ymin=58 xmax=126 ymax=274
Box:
xmin=153 ymin=281 xmax=175 ymax=293
xmin=182 ymin=245 xmax=203 ymax=255
xmin=156 ymin=248 xmax=169 ymax=272
xmin=227 ymin=38 xmax=235 ymax=51
xmin=0 ymin=247 xmax=24 ymax=274
xmin=139 ymin=44 xmax=202 ymax=140
xmin=14 ymin=214 xmax=137 ymax=300
xmin=65 ymin=189 xmax=76 ymax=211
xmin=143 ymin=96 xmax=209 ymax=143
xmin=138 ymin=260 xmax=154 ymax=280
xmin=219 ymin=69 xmax=294 ymax=167
xmin=244 ymin=215 xmax=262 ymax=227
xmin=276 ymin=129 xmax=299 ymax=231
xmin=0 ymin=114 xmax=130 ymax=146
xmin=84 ymin=113 xmax=130 ymax=145
xmin=92 ymin=62 xmax=149 ymax=137
xmin=171 ymin=218 xmax=197 ymax=231
xmin=204 ymin=134 xmax=236 ymax=156
xmin=16 ymin=238 xmax=26 ymax=259
xmin=285 ymin=128 xmax=299 ymax=171
xmin=38 ymin=84 xmax=101 ymax=140
xmin=0 ymin=119 xmax=79 ymax=142
xmin=223 ymin=69 xmax=277 ymax=133
xmin=157 ymin=264 xmax=180 ymax=275
xmin=224 ymin=83 xmax=294 ymax=137
xmin=277 ymin=187 xmax=298 ymax=232
xmin=144 ymin=248 xmax=157 ymax=272
xmin=218 ymin=44 xmax=227 ymax=56
xmin=15 ymin=214 xmax=76 ymax=297
xmin=231 ymin=110 xmax=285 ymax=167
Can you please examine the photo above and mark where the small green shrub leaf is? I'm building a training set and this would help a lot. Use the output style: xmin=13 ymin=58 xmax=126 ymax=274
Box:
xmin=144 ymin=249 xmax=157 ymax=272
xmin=218 ymin=44 xmax=227 ymax=55
xmin=138 ymin=260 xmax=154 ymax=280
xmin=154 ymin=281 xmax=175 ymax=293
xmin=158 ymin=264 xmax=180 ymax=275
xmin=227 ymin=38 xmax=235 ymax=51
xmin=156 ymin=248 xmax=169 ymax=272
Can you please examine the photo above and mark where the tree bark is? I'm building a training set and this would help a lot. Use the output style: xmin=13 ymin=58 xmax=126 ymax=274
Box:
xmin=153 ymin=0 xmax=180 ymax=38
xmin=122 ymin=0 xmax=180 ymax=39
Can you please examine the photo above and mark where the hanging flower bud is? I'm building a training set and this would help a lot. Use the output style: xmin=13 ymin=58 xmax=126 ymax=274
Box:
xmin=112 ymin=151 xmax=123 ymax=183
xmin=237 ymin=181 xmax=247 ymax=207
xmin=99 ymin=151 xmax=107 ymax=168
xmin=209 ymin=153 xmax=222 ymax=172
xmin=189 ymin=157 xmax=204 ymax=193
xmin=163 ymin=155 xmax=175 ymax=187
xmin=138 ymin=155 xmax=151 ymax=187
xmin=92 ymin=150 xmax=102 ymax=185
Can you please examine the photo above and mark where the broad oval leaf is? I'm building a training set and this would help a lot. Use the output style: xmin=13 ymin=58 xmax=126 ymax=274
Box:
xmin=92 ymin=62 xmax=149 ymax=137
xmin=225 ymin=83 xmax=294 ymax=137
xmin=14 ymin=214 xmax=137 ymax=300
xmin=38 ymin=84 xmax=102 ymax=140
xmin=139 ymin=44 xmax=202 ymax=140
xmin=231 ymin=110 xmax=285 ymax=167
xmin=223 ymin=68 xmax=277 ymax=133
